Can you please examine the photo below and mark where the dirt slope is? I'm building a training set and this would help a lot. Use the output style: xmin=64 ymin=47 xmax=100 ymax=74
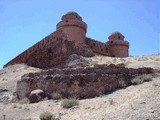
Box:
xmin=0 ymin=54 xmax=159 ymax=120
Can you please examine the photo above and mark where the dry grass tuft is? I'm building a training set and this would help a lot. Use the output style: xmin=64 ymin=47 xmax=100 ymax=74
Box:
xmin=61 ymin=98 xmax=79 ymax=108
xmin=131 ymin=74 xmax=152 ymax=85
xmin=39 ymin=111 xmax=56 ymax=120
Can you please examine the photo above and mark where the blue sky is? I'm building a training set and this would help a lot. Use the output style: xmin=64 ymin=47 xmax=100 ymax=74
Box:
xmin=0 ymin=0 xmax=159 ymax=68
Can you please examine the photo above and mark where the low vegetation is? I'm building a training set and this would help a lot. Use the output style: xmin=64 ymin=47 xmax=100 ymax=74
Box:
xmin=39 ymin=111 xmax=56 ymax=120
xmin=61 ymin=98 xmax=79 ymax=108
xmin=131 ymin=74 xmax=152 ymax=85
xmin=108 ymin=98 xmax=114 ymax=105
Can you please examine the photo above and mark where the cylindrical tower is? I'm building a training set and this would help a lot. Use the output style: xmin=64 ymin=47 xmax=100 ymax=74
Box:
xmin=107 ymin=32 xmax=129 ymax=57
xmin=56 ymin=11 xmax=87 ymax=45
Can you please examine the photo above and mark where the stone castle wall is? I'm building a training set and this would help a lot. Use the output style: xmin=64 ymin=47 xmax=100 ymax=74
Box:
xmin=4 ymin=30 xmax=67 ymax=68
xmin=4 ymin=11 xmax=129 ymax=68
xmin=86 ymin=38 xmax=110 ymax=56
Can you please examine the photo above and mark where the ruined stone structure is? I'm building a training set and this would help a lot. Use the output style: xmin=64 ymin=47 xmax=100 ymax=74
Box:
xmin=17 ymin=64 xmax=153 ymax=100
xmin=4 ymin=11 xmax=129 ymax=69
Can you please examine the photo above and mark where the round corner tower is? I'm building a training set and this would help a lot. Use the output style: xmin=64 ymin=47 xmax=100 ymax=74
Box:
xmin=56 ymin=11 xmax=87 ymax=45
xmin=107 ymin=32 xmax=129 ymax=57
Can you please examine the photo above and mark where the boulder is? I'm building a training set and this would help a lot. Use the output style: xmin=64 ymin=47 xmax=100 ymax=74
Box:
xmin=29 ymin=89 xmax=45 ymax=103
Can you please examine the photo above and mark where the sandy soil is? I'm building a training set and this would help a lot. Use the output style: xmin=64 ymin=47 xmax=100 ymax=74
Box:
xmin=0 ymin=54 xmax=159 ymax=120
xmin=86 ymin=54 xmax=160 ymax=69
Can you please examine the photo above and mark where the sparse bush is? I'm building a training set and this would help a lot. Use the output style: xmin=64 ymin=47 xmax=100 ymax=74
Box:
xmin=143 ymin=74 xmax=152 ymax=82
xmin=119 ymin=80 xmax=127 ymax=88
xmin=39 ymin=111 xmax=55 ymax=120
xmin=108 ymin=98 xmax=114 ymax=105
xmin=152 ymin=73 xmax=160 ymax=78
xmin=131 ymin=77 xmax=143 ymax=85
xmin=131 ymin=74 xmax=152 ymax=85
xmin=50 ymin=92 xmax=62 ymax=100
xmin=61 ymin=98 xmax=79 ymax=108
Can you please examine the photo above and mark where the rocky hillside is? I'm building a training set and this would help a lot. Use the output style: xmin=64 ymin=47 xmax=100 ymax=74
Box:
xmin=0 ymin=54 xmax=159 ymax=120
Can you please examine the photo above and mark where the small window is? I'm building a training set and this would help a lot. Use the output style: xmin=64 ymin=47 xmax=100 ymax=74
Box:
xmin=93 ymin=43 xmax=95 ymax=46
xmin=118 ymin=36 xmax=121 ymax=39
xmin=101 ymin=49 xmax=103 ymax=51
xmin=66 ymin=20 xmax=68 ymax=22
xmin=112 ymin=55 xmax=115 ymax=57
xmin=111 ymin=41 xmax=113 ymax=43
xmin=90 ymin=46 xmax=93 ymax=48
xmin=106 ymin=48 xmax=108 ymax=53
xmin=86 ymin=41 xmax=88 ymax=44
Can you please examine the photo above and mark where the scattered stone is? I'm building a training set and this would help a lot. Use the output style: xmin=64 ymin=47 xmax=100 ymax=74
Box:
xmin=85 ymin=106 xmax=90 ymax=109
xmin=56 ymin=111 xmax=67 ymax=120
xmin=0 ymin=89 xmax=9 ymax=93
xmin=69 ymin=106 xmax=79 ymax=110
xmin=0 ymin=92 xmax=13 ymax=103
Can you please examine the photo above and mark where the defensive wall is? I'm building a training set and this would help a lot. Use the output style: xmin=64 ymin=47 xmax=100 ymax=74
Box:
xmin=4 ymin=11 xmax=129 ymax=68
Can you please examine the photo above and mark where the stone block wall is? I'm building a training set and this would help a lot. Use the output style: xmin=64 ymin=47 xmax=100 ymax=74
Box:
xmin=4 ymin=29 xmax=94 ymax=69
xmin=4 ymin=30 xmax=66 ymax=68
xmin=16 ymin=64 xmax=153 ymax=100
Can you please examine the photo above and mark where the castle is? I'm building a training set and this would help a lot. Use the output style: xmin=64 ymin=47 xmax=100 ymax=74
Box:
xmin=4 ymin=11 xmax=129 ymax=68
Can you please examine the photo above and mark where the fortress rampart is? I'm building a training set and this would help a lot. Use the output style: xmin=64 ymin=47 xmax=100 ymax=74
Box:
xmin=86 ymin=38 xmax=110 ymax=56
xmin=4 ymin=11 xmax=129 ymax=68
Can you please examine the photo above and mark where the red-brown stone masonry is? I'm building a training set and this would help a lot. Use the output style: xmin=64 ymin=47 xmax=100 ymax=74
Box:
xmin=3 ymin=30 xmax=61 ymax=68
xmin=86 ymin=38 xmax=110 ymax=56
xmin=110 ymin=44 xmax=129 ymax=57
xmin=4 ymin=29 xmax=129 ymax=68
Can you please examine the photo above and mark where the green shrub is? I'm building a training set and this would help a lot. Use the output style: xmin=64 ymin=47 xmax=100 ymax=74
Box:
xmin=39 ymin=111 xmax=55 ymax=120
xmin=61 ymin=98 xmax=79 ymax=108
xmin=131 ymin=74 xmax=152 ymax=85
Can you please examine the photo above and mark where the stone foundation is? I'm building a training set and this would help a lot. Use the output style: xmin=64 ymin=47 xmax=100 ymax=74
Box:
xmin=16 ymin=64 xmax=153 ymax=100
